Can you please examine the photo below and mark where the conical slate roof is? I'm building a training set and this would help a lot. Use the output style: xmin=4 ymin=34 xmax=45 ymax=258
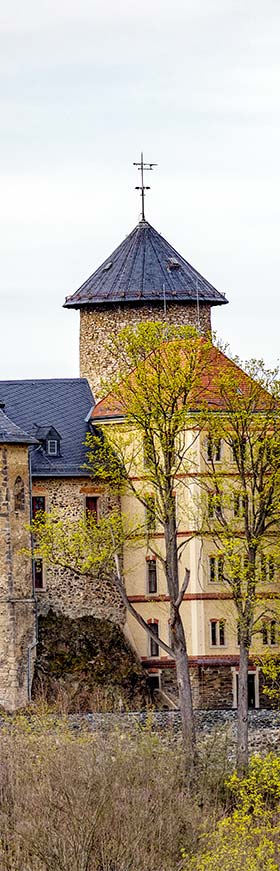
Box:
xmin=64 ymin=220 xmax=228 ymax=309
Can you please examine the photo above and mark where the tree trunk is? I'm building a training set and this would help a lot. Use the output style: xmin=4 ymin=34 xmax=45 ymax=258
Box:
xmin=237 ymin=639 xmax=249 ymax=776
xmin=172 ymin=609 xmax=196 ymax=760
xmin=164 ymin=511 xmax=196 ymax=762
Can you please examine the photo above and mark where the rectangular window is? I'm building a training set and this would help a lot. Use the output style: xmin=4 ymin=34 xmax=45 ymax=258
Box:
xmin=210 ymin=621 xmax=217 ymax=646
xmin=143 ymin=435 xmax=153 ymax=470
xmin=259 ymin=554 xmax=275 ymax=584
xmin=271 ymin=620 xmax=277 ymax=646
xmin=145 ymin=495 xmax=156 ymax=532
xmin=210 ymin=620 xmax=226 ymax=646
xmin=150 ymin=622 xmax=159 ymax=657
xmin=209 ymin=556 xmax=216 ymax=583
xmin=208 ymin=493 xmax=215 ymax=518
xmin=207 ymin=437 xmax=222 ymax=462
xmin=47 ymin=439 xmax=57 ymax=456
xmin=33 ymin=558 xmax=44 ymax=590
xmin=85 ymin=496 xmax=99 ymax=520
xmin=209 ymin=555 xmax=224 ymax=584
xmin=147 ymin=559 xmax=157 ymax=594
xmin=269 ymin=557 xmax=275 ymax=582
xmin=32 ymin=496 xmax=46 ymax=518
xmin=262 ymin=622 xmax=268 ymax=645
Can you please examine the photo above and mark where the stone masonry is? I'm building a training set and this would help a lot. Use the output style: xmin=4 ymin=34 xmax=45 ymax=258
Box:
xmin=32 ymin=477 xmax=124 ymax=625
xmin=0 ymin=444 xmax=35 ymax=710
xmin=80 ymin=302 xmax=211 ymax=398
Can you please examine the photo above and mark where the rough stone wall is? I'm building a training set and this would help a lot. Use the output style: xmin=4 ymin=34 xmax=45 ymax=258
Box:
xmin=161 ymin=664 xmax=234 ymax=710
xmin=80 ymin=303 xmax=212 ymax=398
xmin=32 ymin=610 xmax=150 ymax=710
xmin=0 ymin=445 xmax=35 ymax=710
xmin=33 ymin=477 xmax=124 ymax=625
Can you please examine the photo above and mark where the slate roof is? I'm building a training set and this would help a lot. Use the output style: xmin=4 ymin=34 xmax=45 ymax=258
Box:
xmin=0 ymin=408 xmax=37 ymax=445
xmin=0 ymin=380 xmax=94 ymax=477
xmin=64 ymin=220 xmax=228 ymax=309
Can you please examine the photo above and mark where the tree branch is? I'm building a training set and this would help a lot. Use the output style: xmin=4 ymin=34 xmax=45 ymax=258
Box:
xmin=175 ymin=568 xmax=190 ymax=609
xmin=112 ymin=548 xmax=174 ymax=660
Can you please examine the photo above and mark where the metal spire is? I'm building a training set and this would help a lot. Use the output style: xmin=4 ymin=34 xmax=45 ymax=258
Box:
xmin=133 ymin=152 xmax=157 ymax=221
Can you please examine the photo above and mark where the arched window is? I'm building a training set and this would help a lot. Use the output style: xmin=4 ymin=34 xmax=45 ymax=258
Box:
xmin=14 ymin=476 xmax=25 ymax=511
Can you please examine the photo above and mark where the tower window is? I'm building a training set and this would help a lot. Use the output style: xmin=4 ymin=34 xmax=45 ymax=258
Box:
xmin=14 ymin=476 xmax=25 ymax=511
xmin=147 ymin=558 xmax=157 ymax=594
xmin=33 ymin=558 xmax=44 ymax=590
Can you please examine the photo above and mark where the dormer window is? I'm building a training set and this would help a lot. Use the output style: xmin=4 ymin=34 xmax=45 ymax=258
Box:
xmin=34 ymin=424 xmax=61 ymax=457
xmin=47 ymin=439 xmax=58 ymax=456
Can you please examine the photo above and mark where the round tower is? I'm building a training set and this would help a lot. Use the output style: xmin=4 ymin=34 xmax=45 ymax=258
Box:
xmin=64 ymin=218 xmax=228 ymax=399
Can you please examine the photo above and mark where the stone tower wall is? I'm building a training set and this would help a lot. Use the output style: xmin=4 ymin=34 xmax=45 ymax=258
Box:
xmin=80 ymin=302 xmax=211 ymax=399
xmin=0 ymin=444 xmax=36 ymax=710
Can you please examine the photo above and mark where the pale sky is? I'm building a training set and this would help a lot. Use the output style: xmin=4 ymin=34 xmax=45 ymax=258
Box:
xmin=1 ymin=0 xmax=280 ymax=379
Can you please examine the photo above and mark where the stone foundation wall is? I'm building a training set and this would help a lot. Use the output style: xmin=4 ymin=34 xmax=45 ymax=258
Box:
xmin=161 ymin=664 xmax=234 ymax=710
xmin=33 ymin=477 xmax=124 ymax=625
xmin=80 ymin=303 xmax=212 ymax=398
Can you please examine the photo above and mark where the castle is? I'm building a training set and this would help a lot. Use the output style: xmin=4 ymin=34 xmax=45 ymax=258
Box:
xmin=0 ymin=185 xmax=277 ymax=711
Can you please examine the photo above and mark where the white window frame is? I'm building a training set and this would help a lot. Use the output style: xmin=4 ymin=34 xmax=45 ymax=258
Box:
xmin=209 ymin=555 xmax=224 ymax=584
xmin=146 ymin=557 xmax=157 ymax=595
xmin=209 ymin=619 xmax=226 ymax=648
xmin=148 ymin=621 xmax=160 ymax=657
xmin=47 ymin=439 xmax=58 ymax=456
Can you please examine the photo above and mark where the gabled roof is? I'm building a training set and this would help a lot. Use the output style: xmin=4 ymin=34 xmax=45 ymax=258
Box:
xmin=90 ymin=342 xmax=271 ymax=423
xmin=0 ymin=380 xmax=94 ymax=477
xmin=0 ymin=408 xmax=37 ymax=445
xmin=64 ymin=220 xmax=228 ymax=309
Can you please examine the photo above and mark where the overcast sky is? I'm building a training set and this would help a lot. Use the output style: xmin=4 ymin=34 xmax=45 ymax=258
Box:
xmin=1 ymin=0 xmax=280 ymax=379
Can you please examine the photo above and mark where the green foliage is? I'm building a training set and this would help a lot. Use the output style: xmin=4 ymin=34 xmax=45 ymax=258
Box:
xmin=30 ymin=507 xmax=125 ymax=578
xmin=258 ymin=655 xmax=280 ymax=707
xmin=185 ymin=755 xmax=280 ymax=871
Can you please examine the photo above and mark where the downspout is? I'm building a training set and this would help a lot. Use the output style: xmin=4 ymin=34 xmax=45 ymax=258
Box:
xmin=27 ymin=447 xmax=38 ymax=702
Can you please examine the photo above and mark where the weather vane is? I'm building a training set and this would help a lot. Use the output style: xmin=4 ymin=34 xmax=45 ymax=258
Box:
xmin=133 ymin=152 xmax=157 ymax=221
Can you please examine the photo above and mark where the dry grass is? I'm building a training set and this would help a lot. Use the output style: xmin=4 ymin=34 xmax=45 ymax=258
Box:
xmin=0 ymin=710 xmax=231 ymax=871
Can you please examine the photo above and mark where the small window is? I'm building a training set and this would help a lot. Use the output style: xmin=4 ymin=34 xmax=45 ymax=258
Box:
xmin=262 ymin=619 xmax=277 ymax=646
xmin=259 ymin=553 xmax=275 ymax=584
xmin=233 ymin=493 xmax=245 ymax=518
xmin=271 ymin=620 xmax=277 ymax=646
xmin=14 ymin=476 xmax=25 ymax=511
xmin=32 ymin=496 xmax=46 ymax=518
xmin=208 ymin=491 xmax=222 ymax=519
xmin=147 ymin=558 xmax=157 ymax=594
xmin=262 ymin=622 xmax=268 ymax=645
xmin=47 ymin=440 xmax=58 ymax=456
xmin=85 ymin=496 xmax=99 ymax=520
xmin=210 ymin=620 xmax=225 ymax=647
xmin=33 ymin=558 xmax=44 ymax=590
xmin=207 ymin=437 xmax=222 ymax=462
xmin=143 ymin=435 xmax=153 ymax=470
xmin=209 ymin=555 xmax=224 ymax=584
xmin=145 ymin=495 xmax=156 ymax=532
xmin=149 ymin=621 xmax=159 ymax=657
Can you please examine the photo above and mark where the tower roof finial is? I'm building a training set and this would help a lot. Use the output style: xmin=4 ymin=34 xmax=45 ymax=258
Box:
xmin=133 ymin=151 xmax=157 ymax=221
